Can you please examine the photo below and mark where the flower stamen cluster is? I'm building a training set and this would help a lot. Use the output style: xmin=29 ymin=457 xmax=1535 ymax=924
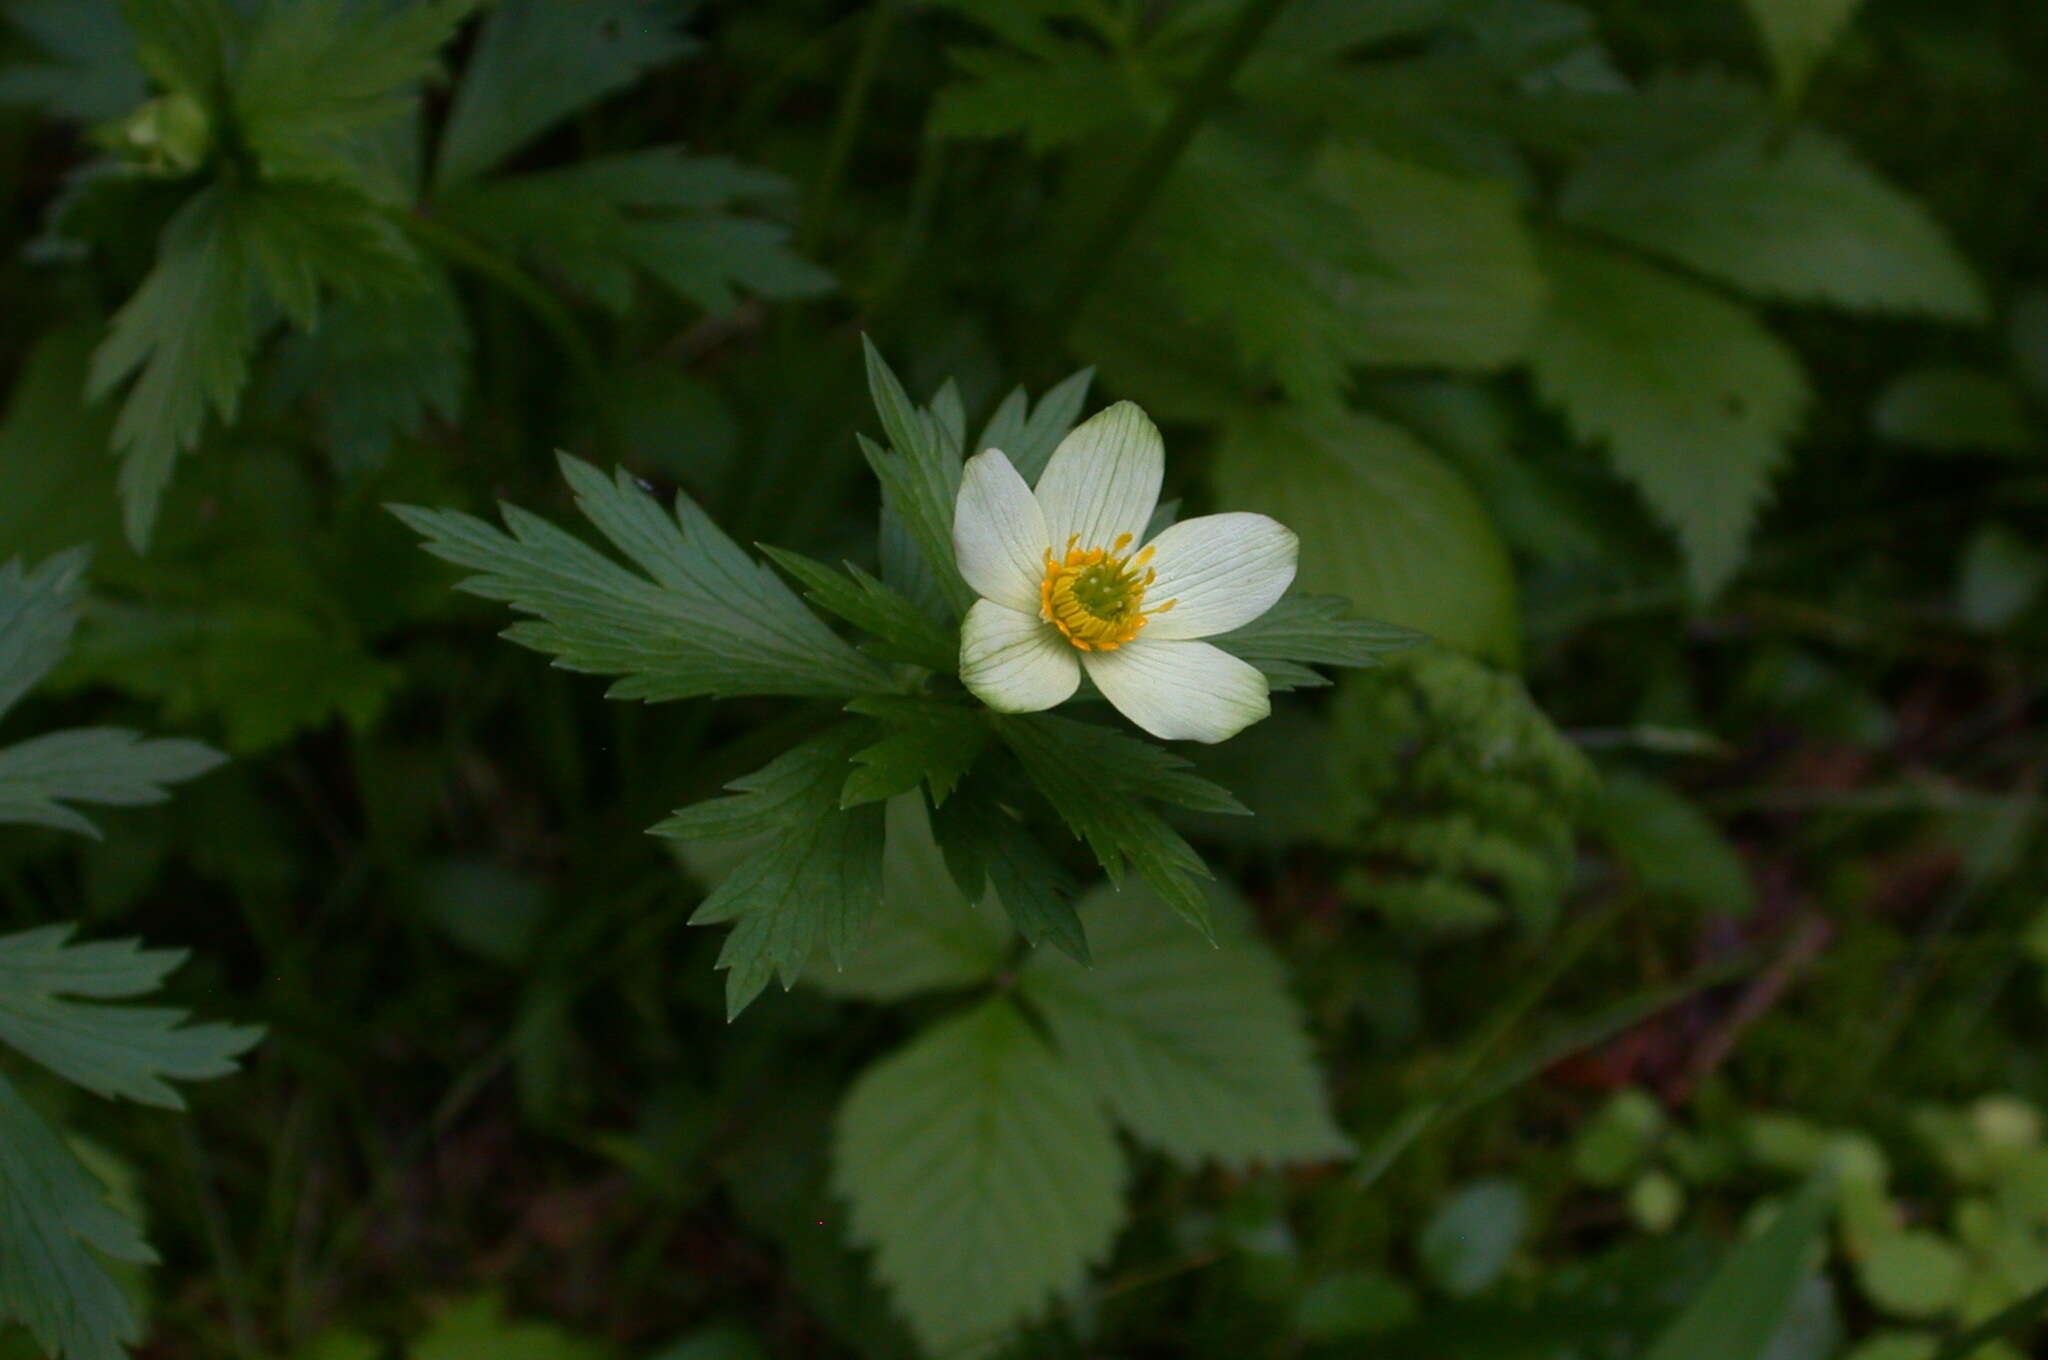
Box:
xmin=1039 ymin=533 xmax=1177 ymax=651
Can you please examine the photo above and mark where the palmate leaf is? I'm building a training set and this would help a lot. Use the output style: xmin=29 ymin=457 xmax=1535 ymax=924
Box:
xmin=839 ymin=697 xmax=988 ymax=809
xmin=437 ymin=148 xmax=830 ymax=315
xmin=88 ymin=177 xmax=428 ymax=548
xmin=973 ymin=364 xmax=1093 ymax=485
xmin=0 ymin=729 xmax=223 ymax=837
xmin=655 ymin=727 xmax=888 ymax=1019
xmin=394 ymin=455 xmax=890 ymax=703
xmin=930 ymin=38 xmax=1136 ymax=152
xmin=757 ymin=547 xmax=956 ymax=672
xmin=1212 ymin=592 xmax=1426 ymax=692
xmin=932 ymin=778 xmax=1087 ymax=962
xmin=1528 ymin=236 xmax=1810 ymax=597
xmin=436 ymin=0 xmax=695 ymax=189
xmin=0 ymin=548 xmax=88 ymax=721
xmin=835 ymin=997 xmax=1126 ymax=1357
xmin=859 ymin=340 xmax=976 ymax=617
xmin=1019 ymin=883 xmax=1351 ymax=1168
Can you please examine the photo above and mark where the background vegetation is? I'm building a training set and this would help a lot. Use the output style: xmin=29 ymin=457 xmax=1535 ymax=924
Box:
xmin=1 ymin=0 xmax=2045 ymax=1357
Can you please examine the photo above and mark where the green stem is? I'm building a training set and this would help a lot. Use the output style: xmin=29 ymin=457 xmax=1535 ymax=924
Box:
xmin=1033 ymin=0 xmax=1293 ymax=351
xmin=800 ymin=0 xmax=900 ymax=252
xmin=400 ymin=211 xmax=611 ymax=441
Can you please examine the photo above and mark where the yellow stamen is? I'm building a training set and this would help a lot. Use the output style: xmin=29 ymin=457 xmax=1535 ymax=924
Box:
xmin=1039 ymin=532 xmax=1175 ymax=651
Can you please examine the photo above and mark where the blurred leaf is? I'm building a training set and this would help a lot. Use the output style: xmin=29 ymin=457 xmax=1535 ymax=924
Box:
xmin=655 ymin=726 xmax=887 ymax=1019
xmin=1419 ymin=1179 xmax=1529 ymax=1297
xmin=0 ymin=328 xmax=121 ymax=561
xmin=2009 ymin=288 xmax=2048 ymax=400
xmin=1562 ymin=123 xmax=1984 ymax=320
xmin=405 ymin=857 xmax=550 ymax=966
xmin=931 ymin=39 xmax=1135 ymax=151
xmin=1857 ymin=1232 xmax=1969 ymax=1320
xmin=1530 ymin=237 xmax=1809 ymax=597
xmin=804 ymin=796 xmax=1009 ymax=1004
xmin=395 ymin=455 xmax=890 ymax=702
xmin=0 ymin=0 xmax=145 ymax=120
xmin=1019 ymin=881 xmax=1350 ymax=1168
xmin=1294 ymin=1268 xmax=1418 ymax=1340
xmin=1741 ymin=0 xmax=1864 ymax=100
xmin=1873 ymin=366 xmax=2036 ymax=455
xmin=0 ymin=549 xmax=89 ymax=721
xmin=1643 ymin=1165 xmax=1835 ymax=1360
xmin=645 ymin=1324 xmax=765 ymax=1360
xmin=835 ymin=997 xmax=1125 ymax=1357
xmin=411 ymin=1293 xmax=609 ymax=1360
xmin=1214 ymin=405 xmax=1518 ymax=663
xmin=1591 ymin=773 xmax=1755 ymax=915
xmin=860 ymin=339 xmax=975 ymax=616
xmin=440 ymin=149 xmax=829 ymax=314
xmin=761 ymin=549 xmax=956 ymax=673
xmin=1573 ymin=1090 xmax=1665 ymax=1187
xmin=436 ymin=0 xmax=691 ymax=188
xmin=1956 ymin=524 xmax=2048 ymax=631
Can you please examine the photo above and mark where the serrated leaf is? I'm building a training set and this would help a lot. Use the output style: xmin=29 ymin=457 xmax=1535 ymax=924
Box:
xmin=119 ymin=0 xmax=235 ymax=102
xmin=0 ymin=1069 xmax=152 ymax=1360
xmin=1561 ymin=124 xmax=1984 ymax=321
xmin=1528 ymin=237 xmax=1809 ymax=597
xmin=232 ymin=0 xmax=480 ymax=183
xmin=1742 ymin=0 xmax=1863 ymax=100
xmin=0 ymin=924 xmax=260 ymax=1107
xmin=656 ymin=727 xmax=887 ymax=1018
xmin=931 ymin=779 xmax=1087 ymax=962
xmin=931 ymin=40 xmax=1136 ymax=152
xmin=1213 ymin=405 xmax=1518 ymax=663
xmin=758 ymin=547 xmax=955 ymax=672
xmin=395 ymin=456 xmax=889 ymax=702
xmin=1019 ymin=882 xmax=1350 ymax=1167
xmin=840 ymin=698 xmax=989 ymax=808
xmin=0 ymin=728 xmax=223 ymax=837
xmin=438 ymin=148 xmax=830 ymax=314
xmin=0 ymin=548 xmax=90 ymax=721
xmin=835 ymin=997 xmax=1126 ymax=1356
xmin=975 ymin=365 xmax=1094 ymax=485
xmin=806 ymin=796 xmax=1010 ymax=1003
xmin=436 ymin=0 xmax=692 ymax=188
xmin=1212 ymin=592 xmax=1426 ymax=690
xmin=860 ymin=340 xmax=976 ymax=616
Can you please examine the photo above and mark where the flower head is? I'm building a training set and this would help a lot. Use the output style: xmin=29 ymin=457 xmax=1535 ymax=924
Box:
xmin=952 ymin=401 xmax=1297 ymax=743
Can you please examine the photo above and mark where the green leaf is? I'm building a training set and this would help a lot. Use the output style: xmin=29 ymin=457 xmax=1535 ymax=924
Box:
xmin=1418 ymin=1179 xmax=1529 ymax=1297
xmin=805 ymin=796 xmax=1010 ymax=1003
xmin=835 ymin=997 xmax=1126 ymax=1356
xmin=0 ymin=1069 xmax=152 ymax=1360
xmin=119 ymin=0 xmax=235 ymax=102
xmin=0 ymin=924 xmax=260 ymax=1107
xmin=0 ymin=0 xmax=146 ymax=121
xmin=1591 ymin=772 xmax=1755 ymax=915
xmin=859 ymin=340 xmax=976 ymax=616
xmin=1211 ymin=592 xmax=1425 ymax=691
xmin=1561 ymin=124 xmax=1984 ymax=321
xmin=1528 ymin=237 xmax=1809 ymax=597
xmin=438 ymin=149 xmax=830 ymax=314
xmin=1873 ymin=366 xmax=2036 ymax=455
xmin=975 ymin=365 xmax=1094 ymax=485
xmin=1957 ymin=524 xmax=2048 ymax=632
xmin=394 ymin=455 xmax=890 ymax=702
xmin=1741 ymin=0 xmax=1864 ymax=100
xmin=655 ymin=727 xmax=888 ymax=1018
xmin=839 ymin=698 xmax=989 ymax=808
xmin=1308 ymin=139 xmax=1546 ymax=370
xmin=0 ymin=548 xmax=90 ymax=721
xmin=1018 ymin=882 xmax=1350 ymax=1167
xmin=993 ymin=712 xmax=1235 ymax=939
xmin=757 ymin=547 xmax=956 ymax=672
xmin=0 ymin=328 xmax=122 ymax=563
xmin=931 ymin=780 xmax=1087 ymax=962
xmin=1856 ymin=1232 xmax=1968 ymax=1320
xmin=436 ymin=0 xmax=692 ymax=188
xmin=0 ymin=728 xmax=223 ymax=837
xmin=1213 ymin=406 xmax=1518 ymax=663
xmin=232 ymin=0 xmax=480 ymax=183
xmin=412 ymin=1293 xmax=610 ymax=1360
xmin=1644 ymin=1166 xmax=1836 ymax=1360
xmin=931 ymin=39 xmax=1136 ymax=152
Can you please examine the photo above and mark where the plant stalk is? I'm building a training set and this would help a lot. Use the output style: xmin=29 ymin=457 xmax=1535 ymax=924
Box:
xmin=800 ymin=0 xmax=901 ymax=252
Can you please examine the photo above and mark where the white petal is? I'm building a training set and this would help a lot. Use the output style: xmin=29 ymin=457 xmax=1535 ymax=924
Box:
xmin=953 ymin=448 xmax=1048 ymax=612
xmin=960 ymin=600 xmax=1080 ymax=714
xmin=1081 ymin=638 xmax=1270 ymax=743
xmin=1140 ymin=512 xmax=1298 ymax=640
xmin=1034 ymin=401 xmax=1163 ymax=555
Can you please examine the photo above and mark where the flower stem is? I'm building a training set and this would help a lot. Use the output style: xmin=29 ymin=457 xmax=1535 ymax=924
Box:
xmin=1033 ymin=0 xmax=1294 ymax=354
xmin=800 ymin=0 xmax=901 ymax=252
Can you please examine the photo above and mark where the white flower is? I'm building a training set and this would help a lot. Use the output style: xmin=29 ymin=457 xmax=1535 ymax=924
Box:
xmin=952 ymin=401 xmax=1297 ymax=744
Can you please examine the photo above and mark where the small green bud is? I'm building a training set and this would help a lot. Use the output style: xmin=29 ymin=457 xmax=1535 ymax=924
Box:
xmin=115 ymin=92 xmax=213 ymax=173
